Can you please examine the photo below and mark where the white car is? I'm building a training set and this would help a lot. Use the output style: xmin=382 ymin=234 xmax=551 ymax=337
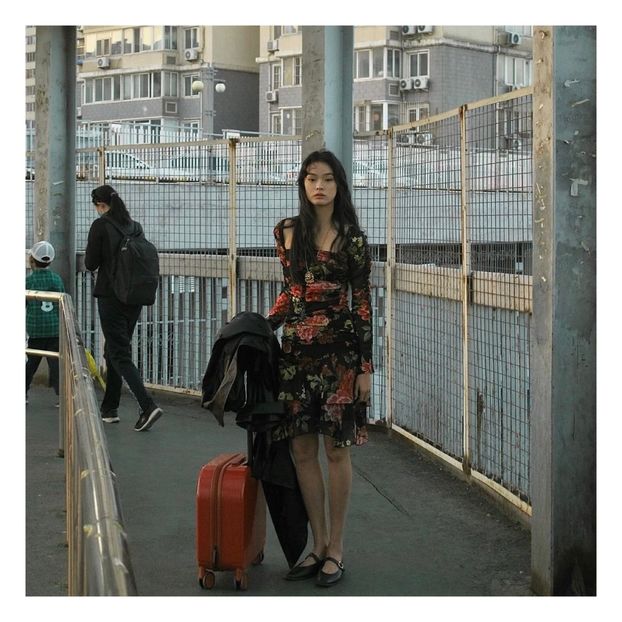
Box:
xmin=75 ymin=151 xmax=196 ymax=183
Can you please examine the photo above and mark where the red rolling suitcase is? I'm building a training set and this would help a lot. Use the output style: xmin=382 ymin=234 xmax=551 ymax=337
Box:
xmin=196 ymin=448 xmax=266 ymax=591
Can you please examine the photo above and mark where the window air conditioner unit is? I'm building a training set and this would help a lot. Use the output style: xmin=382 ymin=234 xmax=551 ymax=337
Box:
xmin=414 ymin=132 xmax=433 ymax=146
xmin=416 ymin=26 xmax=434 ymax=34
xmin=184 ymin=48 xmax=199 ymax=61
xmin=76 ymin=107 xmax=82 ymax=118
xmin=401 ymin=26 xmax=417 ymax=36
xmin=504 ymin=136 xmax=522 ymax=149
xmin=96 ymin=56 xmax=110 ymax=69
xmin=505 ymin=31 xmax=522 ymax=46
xmin=265 ymin=90 xmax=278 ymax=103
xmin=413 ymin=76 xmax=429 ymax=90
xmin=399 ymin=78 xmax=413 ymax=91
xmin=267 ymin=40 xmax=279 ymax=52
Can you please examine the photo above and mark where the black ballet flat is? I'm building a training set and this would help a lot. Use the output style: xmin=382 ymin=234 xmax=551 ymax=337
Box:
xmin=284 ymin=552 xmax=324 ymax=581
xmin=316 ymin=556 xmax=345 ymax=587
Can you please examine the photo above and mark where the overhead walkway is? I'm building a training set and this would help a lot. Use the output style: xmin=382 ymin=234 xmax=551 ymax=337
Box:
xmin=26 ymin=386 xmax=532 ymax=597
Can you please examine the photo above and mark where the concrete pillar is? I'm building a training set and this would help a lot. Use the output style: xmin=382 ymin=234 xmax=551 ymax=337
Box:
xmin=301 ymin=26 xmax=353 ymax=178
xmin=34 ymin=26 xmax=76 ymax=298
xmin=531 ymin=26 xmax=596 ymax=595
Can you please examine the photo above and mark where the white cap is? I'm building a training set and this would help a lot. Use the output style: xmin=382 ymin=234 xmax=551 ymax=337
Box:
xmin=30 ymin=240 xmax=55 ymax=264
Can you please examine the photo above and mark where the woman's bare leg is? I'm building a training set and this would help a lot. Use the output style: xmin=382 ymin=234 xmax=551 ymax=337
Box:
xmin=291 ymin=433 xmax=328 ymax=564
xmin=322 ymin=435 xmax=352 ymax=572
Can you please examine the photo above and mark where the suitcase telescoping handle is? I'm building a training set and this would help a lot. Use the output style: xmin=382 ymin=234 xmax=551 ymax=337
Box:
xmin=246 ymin=429 xmax=254 ymax=470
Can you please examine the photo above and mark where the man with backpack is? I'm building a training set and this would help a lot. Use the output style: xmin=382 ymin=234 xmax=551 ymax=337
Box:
xmin=85 ymin=184 xmax=163 ymax=431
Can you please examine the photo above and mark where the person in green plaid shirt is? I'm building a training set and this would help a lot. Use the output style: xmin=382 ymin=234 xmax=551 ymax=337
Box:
xmin=26 ymin=241 xmax=65 ymax=405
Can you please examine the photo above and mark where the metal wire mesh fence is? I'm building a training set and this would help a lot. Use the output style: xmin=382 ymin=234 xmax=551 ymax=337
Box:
xmin=25 ymin=88 xmax=533 ymax=510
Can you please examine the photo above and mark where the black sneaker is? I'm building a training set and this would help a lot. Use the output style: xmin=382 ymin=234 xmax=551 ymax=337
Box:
xmin=102 ymin=409 xmax=120 ymax=423
xmin=134 ymin=405 xmax=162 ymax=432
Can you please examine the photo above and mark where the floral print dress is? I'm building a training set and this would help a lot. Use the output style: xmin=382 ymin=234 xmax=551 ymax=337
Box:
xmin=267 ymin=218 xmax=374 ymax=447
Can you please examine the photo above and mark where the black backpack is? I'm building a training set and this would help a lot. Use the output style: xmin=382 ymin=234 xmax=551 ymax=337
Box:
xmin=104 ymin=216 xmax=160 ymax=306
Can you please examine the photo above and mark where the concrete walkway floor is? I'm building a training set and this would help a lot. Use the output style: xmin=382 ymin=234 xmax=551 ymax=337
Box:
xmin=25 ymin=387 xmax=532 ymax=597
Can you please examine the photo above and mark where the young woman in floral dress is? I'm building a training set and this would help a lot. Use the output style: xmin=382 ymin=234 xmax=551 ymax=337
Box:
xmin=267 ymin=150 xmax=374 ymax=587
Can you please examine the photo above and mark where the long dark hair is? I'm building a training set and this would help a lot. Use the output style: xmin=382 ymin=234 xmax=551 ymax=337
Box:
xmin=289 ymin=150 xmax=361 ymax=282
xmin=91 ymin=184 xmax=132 ymax=225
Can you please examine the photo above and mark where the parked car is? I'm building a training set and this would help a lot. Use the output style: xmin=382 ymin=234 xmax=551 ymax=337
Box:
xmin=74 ymin=151 xmax=196 ymax=183
xmin=167 ymin=154 xmax=229 ymax=183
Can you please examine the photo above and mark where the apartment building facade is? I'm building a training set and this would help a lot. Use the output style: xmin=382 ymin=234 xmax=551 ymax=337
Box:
xmin=257 ymin=25 xmax=533 ymax=136
xmin=76 ymin=25 xmax=259 ymax=138
xmin=26 ymin=25 xmax=532 ymax=143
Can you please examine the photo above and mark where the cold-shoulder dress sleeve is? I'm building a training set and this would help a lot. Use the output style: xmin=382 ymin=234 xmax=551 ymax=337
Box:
xmin=345 ymin=230 xmax=374 ymax=375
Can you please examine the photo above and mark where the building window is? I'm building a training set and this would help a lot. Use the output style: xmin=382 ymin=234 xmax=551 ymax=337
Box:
xmin=162 ymin=71 xmax=178 ymax=97
xmin=111 ymin=31 xmax=123 ymax=55
xmin=96 ymin=38 xmax=111 ymax=56
xmin=282 ymin=108 xmax=301 ymax=135
xmin=372 ymin=48 xmax=384 ymax=77
xmin=354 ymin=102 xmax=399 ymax=131
xmin=355 ymin=50 xmax=371 ymax=79
xmin=184 ymin=27 xmax=199 ymax=49
xmin=274 ymin=26 xmax=297 ymax=38
xmin=283 ymin=56 xmax=302 ymax=87
xmin=183 ymin=73 xmax=200 ymax=96
xmin=122 ymin=28 xmax=133 ymax=54
xmin=386 ymin=49 xmax=401 ymax=79
xmin=354 ymin=106 xmax=366 ymax=132
xmin=90 ymin=76 xmax=121 ymax=102
xmin=271 ymin=113 xmax=282 ymax=135
xmin=183 ymin=121 xmax=200 ymax=139
xmin=153 ymin=72 xmax=161 ymax=97
xmin=123 ymin=28 xmax=140 ymax=54
xmin=294 ymin=56 xmax=302 ymax=85
xmin=271 ymin=63 xmax=282 ymax=90
xmin=141 ymin=27 xmax=154 ymax=52
xmin=163 ymin=26 xmax=178 ymax=50
xmin=387 ymin=104 xmax=399 ymax=127
xmin=370 ymin=104 xmax=383 ymax=131
xmin=503 ymin=56 xmax=532 ymax=87
xmin=122 ymin=75 xmax=132 ymax=100
xmin=407 ymin=50 xmax=429 ymax=78
xmin=499 ymin=107 xmax=523 ymax=138
xmin=133 ymin=73 xmax=152 ymax=99
xmin=408 ymin=105 xmax=430 ymax=123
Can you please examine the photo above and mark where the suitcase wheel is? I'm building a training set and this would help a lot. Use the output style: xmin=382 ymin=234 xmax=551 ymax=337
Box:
xmin=198 ymin=567 xmax=216 ymax=590
xmin=252 ymin=550 xmax=264 ymax=566
xmin=234 ymin=568 xmax=248 ymax=591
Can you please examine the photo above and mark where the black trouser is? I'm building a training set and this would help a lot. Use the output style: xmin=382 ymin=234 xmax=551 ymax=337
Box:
xmin=25 ymin=336 xmax=59 ymax=395
xmin=97 ymin=296 xmax=156 ymax=414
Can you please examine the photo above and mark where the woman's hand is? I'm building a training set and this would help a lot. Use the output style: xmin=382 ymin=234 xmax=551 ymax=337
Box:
xmin=354 ymin=372 xmax=371 ymax=404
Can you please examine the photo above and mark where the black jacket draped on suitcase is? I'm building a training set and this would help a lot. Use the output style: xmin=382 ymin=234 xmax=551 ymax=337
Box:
xmin=201 ymin=311 xmax=308 ymax=568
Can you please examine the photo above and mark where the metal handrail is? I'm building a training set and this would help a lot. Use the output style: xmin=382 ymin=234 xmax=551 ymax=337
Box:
xmin=26 ymin=290 xmax=137 ymax=596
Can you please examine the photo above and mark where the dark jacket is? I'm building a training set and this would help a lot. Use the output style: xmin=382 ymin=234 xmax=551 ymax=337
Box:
xmin=202 ymin=311 xmax=282 ymax=426
xmin=85 ymin=215 xmax=143 ymax=297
